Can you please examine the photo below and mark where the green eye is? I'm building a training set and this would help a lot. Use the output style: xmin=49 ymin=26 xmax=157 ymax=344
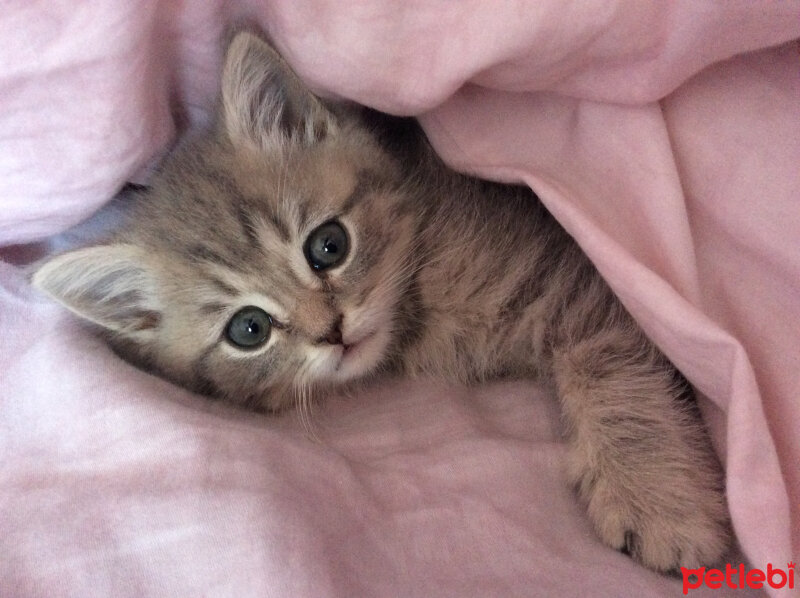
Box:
xmin=225 ymin=306 xmax=271 ymax=349
xmin=304 ymin=220 xmax=349 ymax=271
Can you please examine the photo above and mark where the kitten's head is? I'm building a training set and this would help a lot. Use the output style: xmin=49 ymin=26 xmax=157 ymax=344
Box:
xmin=32 ymin=32 xmax=419 ymax=410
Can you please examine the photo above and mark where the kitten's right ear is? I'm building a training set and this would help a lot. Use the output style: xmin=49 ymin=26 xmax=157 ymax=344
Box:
xmin=31 ymin=245 xmax=161 ymax=336
xmin=220 ymin=32 xmax=337 ymax=148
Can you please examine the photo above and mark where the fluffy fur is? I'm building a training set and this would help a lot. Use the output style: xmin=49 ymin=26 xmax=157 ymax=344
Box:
xmin=32 ymin=32 xmax=731 ymax=572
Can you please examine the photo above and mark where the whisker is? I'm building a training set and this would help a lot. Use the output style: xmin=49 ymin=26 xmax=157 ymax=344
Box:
xmin=292 ymin=363 xmax=320 ymax=442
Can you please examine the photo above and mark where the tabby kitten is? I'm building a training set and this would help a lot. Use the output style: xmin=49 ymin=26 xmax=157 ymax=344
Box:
xmin=32 ymin=32 xmax=730 ymax=572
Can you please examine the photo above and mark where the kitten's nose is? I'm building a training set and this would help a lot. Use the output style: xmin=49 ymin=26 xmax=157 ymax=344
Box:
xmin=319 ymin=315 xmax=343 ymax=345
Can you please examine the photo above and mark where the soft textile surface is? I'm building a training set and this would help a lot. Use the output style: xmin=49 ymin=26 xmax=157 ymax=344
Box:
xmin=1 ymin=2 xmax=799 ymax=597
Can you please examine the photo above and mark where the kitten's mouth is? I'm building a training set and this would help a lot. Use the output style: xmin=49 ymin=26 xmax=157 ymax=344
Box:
xmin=332 ymin=328 xmax=384 ymax=380
xmin=340 ymin=331 xmax=375 ymax=363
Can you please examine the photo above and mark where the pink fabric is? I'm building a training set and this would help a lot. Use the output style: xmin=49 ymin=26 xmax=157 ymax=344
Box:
xmin=1 ymin=2 xmax=798 ymax=596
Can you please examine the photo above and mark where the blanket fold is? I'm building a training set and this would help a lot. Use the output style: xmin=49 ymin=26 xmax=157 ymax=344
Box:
xmin=2 ymin=2 xmax=798 ymax=596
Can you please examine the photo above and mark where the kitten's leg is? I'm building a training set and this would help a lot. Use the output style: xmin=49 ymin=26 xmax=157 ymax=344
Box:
xmin=551 ymin=326 xmax=731 ymax=571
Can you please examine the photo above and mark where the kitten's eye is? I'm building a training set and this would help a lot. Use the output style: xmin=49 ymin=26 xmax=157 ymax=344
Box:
xmin=225 ymin=306 xmax=272 ymax=349
xmin=304 ymin=220 xmax=349 ymax=271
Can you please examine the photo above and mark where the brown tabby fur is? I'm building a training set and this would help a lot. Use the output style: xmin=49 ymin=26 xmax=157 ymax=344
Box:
xmin=33 ymin=32 xmax=731 ymax=572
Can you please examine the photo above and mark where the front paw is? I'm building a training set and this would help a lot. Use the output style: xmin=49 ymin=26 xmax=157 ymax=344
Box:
xmin=572 ymin=456 xmax=732 ymax=572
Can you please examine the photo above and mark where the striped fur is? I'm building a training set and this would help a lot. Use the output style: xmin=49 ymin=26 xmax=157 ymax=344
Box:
xmin=32 ymin=32 xmax=731 ymax=572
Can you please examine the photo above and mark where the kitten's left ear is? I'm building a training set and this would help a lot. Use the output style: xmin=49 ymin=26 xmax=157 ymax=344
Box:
xmin=31 ymin=244 xmax=162 ymax=337
xmin=220 ymin=31 xmax=337 ymax=148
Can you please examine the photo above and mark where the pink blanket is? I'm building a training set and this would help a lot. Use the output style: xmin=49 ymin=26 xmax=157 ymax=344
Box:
xmin=2 ymin=2 xmax=799 ymax=596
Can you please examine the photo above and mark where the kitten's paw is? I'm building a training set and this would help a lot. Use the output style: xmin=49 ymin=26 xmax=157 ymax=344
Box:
xmin=575 ymin=464 xmax=732 ymax=572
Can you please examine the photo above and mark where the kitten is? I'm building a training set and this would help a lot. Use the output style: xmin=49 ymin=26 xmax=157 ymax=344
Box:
xmin=32 ymin=32 xmax=731 ymax=572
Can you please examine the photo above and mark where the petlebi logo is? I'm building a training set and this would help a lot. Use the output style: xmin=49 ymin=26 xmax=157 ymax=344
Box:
xmin=681 ymin=562 xmax=795 ymax=594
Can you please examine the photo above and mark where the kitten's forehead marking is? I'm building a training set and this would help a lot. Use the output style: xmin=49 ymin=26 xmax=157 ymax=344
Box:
xmin=234 ymin=195 xmax=292 ymax=246
xmin=186 ymin=243 xmax=246 ymax=274
xmin=340 ymin=170 xmax=382 ymax=214
xmin=252 ymin=215 xmax=295 ymax=261
xmin=197 ymin=263 xmax=291 ymax=322
xmin=205 ymin=274 xmax=240 ymax=297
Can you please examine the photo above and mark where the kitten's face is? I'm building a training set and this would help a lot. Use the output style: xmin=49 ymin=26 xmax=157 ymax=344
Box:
xmin=126 ymin=133 xmax=415 ymax=409
xmin=33 ymin=33 xmax=417 ymax=410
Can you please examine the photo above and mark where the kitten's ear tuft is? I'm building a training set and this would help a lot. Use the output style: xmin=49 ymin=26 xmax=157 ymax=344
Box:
xmin=32 ymin=245 xmax=162 ymax=336
xmin=220 ymin=32 xmax=337 ymax=148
